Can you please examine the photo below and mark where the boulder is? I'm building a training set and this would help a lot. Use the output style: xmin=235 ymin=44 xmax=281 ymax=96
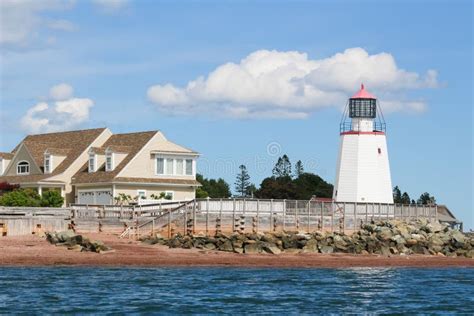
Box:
xmin=244 ymin=242 xmax=262 ymax=254
xmin=320 ymin=245 xmax=334 ymax=254
xmin=203 ymin=243 xmax=216 ymax=250
xmin=218 ymin=240 xmax=234 ymax=252
xmin=262 ymin=243 xmax=281 ymax=255
xmin=303 ymin=239 xmax=318 ymax=253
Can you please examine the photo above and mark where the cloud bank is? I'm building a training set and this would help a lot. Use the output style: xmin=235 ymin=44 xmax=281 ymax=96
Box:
xmin=21 ymin=84 xmax=94 ymax=133
xmin=0 ymin=0 xmax=76 ymax=47
xmin=147 ymin=48 xmax=438 ymax=118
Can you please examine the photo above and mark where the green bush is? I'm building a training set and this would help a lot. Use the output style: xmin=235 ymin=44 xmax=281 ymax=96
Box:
xmin=0 ymin=188 xmax=64 ymax=207
xmin=40 ymin=190 xmax=64 ymax=207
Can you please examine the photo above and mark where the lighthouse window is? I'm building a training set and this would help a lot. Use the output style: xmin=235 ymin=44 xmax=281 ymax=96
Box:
xmin=378 ymin=148 xmax=382 ymax=154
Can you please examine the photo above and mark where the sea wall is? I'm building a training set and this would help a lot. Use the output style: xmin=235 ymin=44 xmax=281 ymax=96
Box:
xmin=144 ymin=219 xmax=474 ymax=258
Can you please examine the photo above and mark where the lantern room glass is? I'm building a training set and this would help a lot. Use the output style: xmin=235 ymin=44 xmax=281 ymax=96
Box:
xmin=349 ymin=98 xmax=376 ymax=118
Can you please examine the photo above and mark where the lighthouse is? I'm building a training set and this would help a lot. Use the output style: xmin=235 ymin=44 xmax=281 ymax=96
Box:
xmin=333 ymin=84 xmax=394 ymax=204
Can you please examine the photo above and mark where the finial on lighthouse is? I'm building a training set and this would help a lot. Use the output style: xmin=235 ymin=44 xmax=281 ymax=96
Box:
xmin=351 ymin=83 xmax=376 ymax=99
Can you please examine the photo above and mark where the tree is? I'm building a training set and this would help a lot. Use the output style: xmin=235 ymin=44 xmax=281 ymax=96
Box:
xmin=255 ymin=176 xmax=297 ymax=199
xmin=293 ymin=173 xmax=333 ymax=200
xmin=245 ymin=184 xmax=257 ymax=198
xmin=272 ymin=155 xmax=292 ymax=178
xmin=234 ymin=165 xmax=251 ymax=197
xmin=294 ymin=160 xmax=304 ymax=178
xmin=196 ymin=174 xmax=231 ymax=198
xmin=417 ymin=192 xmax=436 ymax=205
xmin=401 ymin=192 xmax=411 ymax=205
xmin=393 ymin=186 xmax=402 ymax=204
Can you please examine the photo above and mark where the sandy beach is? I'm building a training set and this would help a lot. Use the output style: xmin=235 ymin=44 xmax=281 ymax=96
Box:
xmin=0 ymin=233 xmax=473 ymax=268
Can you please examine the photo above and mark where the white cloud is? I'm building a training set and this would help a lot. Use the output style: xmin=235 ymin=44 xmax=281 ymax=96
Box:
xmin=147 ymin=48 xmax=438 ymax=118
xmin=0 ymin=0 xmax=76 ymax=47
xmin=49 ymin=83 xmax=74 ymax=100
xmin=91 ymin=0 xmax=129 ymax=13
xmin=21 ymin=85 xmax=94 ymax=133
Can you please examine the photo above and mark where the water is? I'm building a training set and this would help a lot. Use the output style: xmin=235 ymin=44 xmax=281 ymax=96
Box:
xmin=0 ymin=267 xmax=473 ymax=314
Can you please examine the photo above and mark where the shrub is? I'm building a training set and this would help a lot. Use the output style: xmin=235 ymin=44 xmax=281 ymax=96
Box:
xmin=40 ymin=190 xmax=64 ymax=207
xmin=0 ymin=188 xmax=64 ymax=207
xmin=0 ymin=188 xmax=42 ymax=207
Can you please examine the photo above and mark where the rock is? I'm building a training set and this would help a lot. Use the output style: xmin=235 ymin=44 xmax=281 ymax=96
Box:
xmin=262 ymin=243 xmax=281 ymax=255
xmin=360 ymin=250 xmax=369 ymax=255
xmin=67 ymin=244 xmax=83 ymax=252
xmin=204 ymin=243 xmax=216 ymax=250
xmin=218 ymin=240 xmax=234 ymax=252
xmin=56 ymin=230 xmax=77 ymax=242
xmin=320 ymin=245 xmax=334 ymax=254
xmin=232 ymin=241 xmax=243 ymax=249
xmin=465 ymin=250 xmax=474 ymax=259
xmin=283 ymin=248 xmax=301 ymax=254
xmin=233 ymin=247 xmax=244 ymax=254
xmin=244 ymin=242 xmax=261 ymax=254
xmin=406 ymin=238 xmax=418 ymax=246
xmin=303 ymin=239 xmax=318 ymax=252
xmin=376 ymin=227 xmax=393 ymax=241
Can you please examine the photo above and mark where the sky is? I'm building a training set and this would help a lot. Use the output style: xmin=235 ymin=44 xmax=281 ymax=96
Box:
xmin=0 ymin=0 xmax=472 ymax=229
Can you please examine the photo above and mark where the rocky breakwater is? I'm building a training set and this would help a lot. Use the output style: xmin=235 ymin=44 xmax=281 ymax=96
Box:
xmin=143 ymin=220 xmax=474 ymax=258
xmin=46 ymin=230 xmax=113 ymax=253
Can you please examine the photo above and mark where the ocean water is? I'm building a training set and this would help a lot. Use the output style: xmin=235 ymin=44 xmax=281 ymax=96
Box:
xmin=0 ymin=267 xmax=473 ymax=314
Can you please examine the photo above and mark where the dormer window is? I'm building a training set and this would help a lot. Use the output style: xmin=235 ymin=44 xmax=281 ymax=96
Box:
xmin=88 ymin=153 xmax=96 ymax=172
xmin=44 ymin=154 xmax=52 ymax=174
xmin=17 ymin=161 xmax=30 ymax=175
xmin=105 ymin=152 xmax=114 ymax=171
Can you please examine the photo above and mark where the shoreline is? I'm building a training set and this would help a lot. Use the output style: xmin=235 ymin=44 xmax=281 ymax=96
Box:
xmin=1 ymin=234 xmax=473 ymax=268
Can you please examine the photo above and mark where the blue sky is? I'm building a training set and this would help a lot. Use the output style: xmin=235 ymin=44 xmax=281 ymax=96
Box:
xmin=0 ymin=0 xmax=472 ymax=229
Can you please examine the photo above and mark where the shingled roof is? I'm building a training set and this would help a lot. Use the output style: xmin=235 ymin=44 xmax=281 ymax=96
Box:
xmin=72 ymin=131 xmax=158 ymax=184
xmin=0 ymin=152 xmax=14 ymax=159
xmin=0 ymin=128 xmax=106 ymax=184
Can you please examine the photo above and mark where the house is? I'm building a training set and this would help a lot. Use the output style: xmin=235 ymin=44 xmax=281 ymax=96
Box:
xmin=0 ymin=128 xmax=200 ymax=205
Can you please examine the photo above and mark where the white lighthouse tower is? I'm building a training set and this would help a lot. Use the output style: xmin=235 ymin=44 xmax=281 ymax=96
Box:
xmin=333 ymin=84 xmax=393 ymax=204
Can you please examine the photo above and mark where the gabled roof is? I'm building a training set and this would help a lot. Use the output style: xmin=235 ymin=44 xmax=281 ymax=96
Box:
xmin=0 ymin=128 xmax=106 ymax=184
xmin=72 ymin=131 xmax=157 ymax=184
xmin=0 ymin=152 xmax=13 ymax=159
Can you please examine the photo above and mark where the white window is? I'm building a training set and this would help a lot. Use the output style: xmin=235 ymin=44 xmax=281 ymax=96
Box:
xmin=185 ymin=159 xmax=193 ymax=175
xmin=137 ymin=190 xmax=146 ymax=199
xmin=17 ymin=161 xmax=30 ymax=175
xmin=88 ymin=154 xmax=96 ymax=172
xmin=176 ymin=159 xmax=184 ymax=175
xmin=165 ymin=191 xmax=174 ymax=200
xmin=44 ymin=154 xmax=51 ymax=174
xmin=156 ymin=157 xmax=164 ymax=175
xmin=106 ymin=153 xmax=114 ymax=171
xmin=165 ymin=158 xmax=174 ymax=175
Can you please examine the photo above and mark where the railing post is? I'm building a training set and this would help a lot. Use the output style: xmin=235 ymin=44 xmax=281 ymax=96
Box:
xmin=354 ymin=202 xmax=357 ymax=231
xmin=320 ymin=202 xmax=324 ymax=231
xmin=256 ymin=199 xmax=260 ymax=233
xmin=219 ymin=198 xmax=223 ymax=234
xmin=206 ymin=197 xmax=210 ymax=237
xmin=378 ymin=203 xmax=381 ymax=221
xmin=331 ymin=202 xmax=334 ymax=232
xmin=232 ymin=198 xmax=236 ymax=233
xmin=307 ymin=200 xmax=311 ymax=232
xmin=167 ymin=210 xmax=171 ymax=238
xmin=295 ymin=201 xmax=299 ymax=231
xmin=192 ymin=199 xmax=196 ymax=235
xmin=270 ymin=199 xmax=274 ymax=232
xmin=183 ymin=207 xmax=187 ymax=235
xmin=365 ymin=203 xmax=368 ymax=225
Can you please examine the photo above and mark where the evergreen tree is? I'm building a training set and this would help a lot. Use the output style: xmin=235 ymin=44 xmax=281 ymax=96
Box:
xmin=294 ymin=160 xmax=304 ymax=178
xmin=417 ymin=192 xmax=436 ymax=205
xmin=393 ymin=186 xmax=402 ymax=203
xmin=235 ymin=165 xmax=251 ymax=197
xmin=401 ymin=192 xmax=411 ymax=204
xmin=272 ymin=155 xmax=292 ymax=178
